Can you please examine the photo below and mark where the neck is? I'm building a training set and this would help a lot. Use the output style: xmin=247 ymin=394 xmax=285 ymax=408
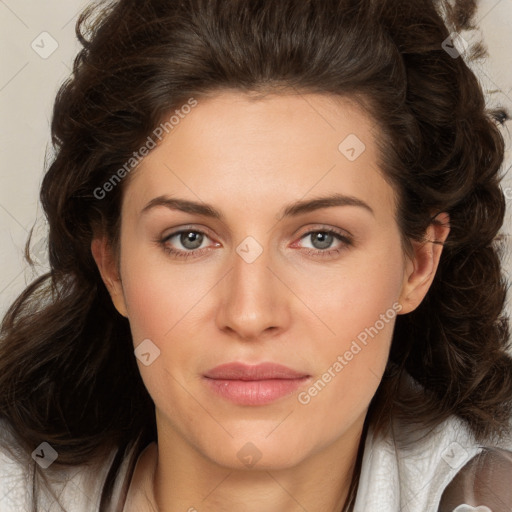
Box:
xmin=145 ymin=414 xmax=366 ymax=512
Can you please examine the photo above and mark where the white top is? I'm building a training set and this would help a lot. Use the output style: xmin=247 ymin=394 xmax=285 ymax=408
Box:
xmin=0 ymin=420 xmax=130 ymax=511
xmin=353 ymin=415 xmax=512 ymax=511
xmin=1 ymin=407 xmax=512 ymax=512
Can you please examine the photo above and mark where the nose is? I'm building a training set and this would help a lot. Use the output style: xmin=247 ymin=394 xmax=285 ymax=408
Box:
xmin=215 ymin=238 xmax=291 ymax=342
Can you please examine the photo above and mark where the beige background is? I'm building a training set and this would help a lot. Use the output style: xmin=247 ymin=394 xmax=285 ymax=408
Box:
xmin=1 ymin=0 xmax=512 ymax=322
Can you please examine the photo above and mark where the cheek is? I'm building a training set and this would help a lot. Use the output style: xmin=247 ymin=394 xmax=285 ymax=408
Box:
xmin=295 ymin=242 xmax=404 ymax=406
xmin=119 ymin=255 xmax=205 ymax=403
xmin=300 ymin=240 xmax=404 ymax=345
xmin=120 ymin=245 xmax=210 ymax=343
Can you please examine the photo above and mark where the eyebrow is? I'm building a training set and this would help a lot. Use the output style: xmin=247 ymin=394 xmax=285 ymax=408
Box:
xmin=141 ymin=193 xmax=374 ymax=220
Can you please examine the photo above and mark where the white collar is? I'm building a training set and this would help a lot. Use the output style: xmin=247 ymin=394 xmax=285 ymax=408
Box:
xmin=353 ymin=412 xmax=487 ymax=511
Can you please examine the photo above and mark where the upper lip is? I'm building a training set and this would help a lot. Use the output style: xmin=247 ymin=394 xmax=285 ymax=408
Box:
xmin=203 ymin=362 xmax=310 ymax=381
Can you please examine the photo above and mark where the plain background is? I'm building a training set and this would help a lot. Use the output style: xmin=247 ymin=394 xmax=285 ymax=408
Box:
xmin=1 ymin=0 xmax=512 ymax=325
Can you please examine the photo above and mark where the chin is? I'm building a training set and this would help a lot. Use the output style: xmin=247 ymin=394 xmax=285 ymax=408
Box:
xmin=201 ymin=435 xmax=311 ymax=471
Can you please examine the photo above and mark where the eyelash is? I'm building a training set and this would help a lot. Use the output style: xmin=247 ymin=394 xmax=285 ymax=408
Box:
xmin=158 ymin=228 xmax=353 ymax=260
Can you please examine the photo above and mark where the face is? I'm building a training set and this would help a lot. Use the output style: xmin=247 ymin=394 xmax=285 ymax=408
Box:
xmin=93 ymin=90 xmax=447 ymax=471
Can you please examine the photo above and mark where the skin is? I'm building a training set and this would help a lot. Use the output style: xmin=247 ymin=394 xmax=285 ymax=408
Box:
xmin=92 ymin=90 xmax=450 ymax=512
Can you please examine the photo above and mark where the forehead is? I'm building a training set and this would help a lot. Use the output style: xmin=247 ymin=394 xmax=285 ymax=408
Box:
xmin=122 ymin=90 xmax=396 ymax=222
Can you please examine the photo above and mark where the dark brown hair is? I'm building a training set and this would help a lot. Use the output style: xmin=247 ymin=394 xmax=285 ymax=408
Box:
xmin=1 ymin=0 xmax=511 ymax=510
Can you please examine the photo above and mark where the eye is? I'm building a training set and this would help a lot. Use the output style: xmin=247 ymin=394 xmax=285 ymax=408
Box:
xmin=293 ymin=228 xmax=353 ymax=258
xmin=302 ymin=231 xmax=337 ymax=250
xmin=172 ymin=231 xmax=207 ymax=250
xmin=159 ymin=229 xmax=218 ymax=259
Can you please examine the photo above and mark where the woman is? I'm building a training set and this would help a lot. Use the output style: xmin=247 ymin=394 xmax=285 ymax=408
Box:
xmin=1 ymin=0 xmax=512 ymax=510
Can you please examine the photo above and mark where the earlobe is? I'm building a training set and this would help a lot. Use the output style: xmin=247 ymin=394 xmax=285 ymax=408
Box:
xmin=398 ymin=213 xmax=450 ymax=314
xmin=91 ymin=237 xmax=129 ymax=318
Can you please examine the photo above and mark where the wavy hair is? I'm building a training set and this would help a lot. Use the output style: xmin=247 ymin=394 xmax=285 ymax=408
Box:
xmin=1 ymin=0 xmax=511 ymax=510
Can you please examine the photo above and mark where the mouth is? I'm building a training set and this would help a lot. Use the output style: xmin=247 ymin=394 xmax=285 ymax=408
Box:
xmin=202 ymin=362 xmax=311 ymax=406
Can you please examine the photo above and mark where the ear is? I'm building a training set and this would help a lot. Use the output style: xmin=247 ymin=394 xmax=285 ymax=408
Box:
xmin=398 ymin=212 xmax=450 ymax=315
xmin=91 ymin=237 xmax=128 ymax=318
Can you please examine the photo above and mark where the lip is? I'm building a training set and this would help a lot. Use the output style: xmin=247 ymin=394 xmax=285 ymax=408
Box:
xmin=203 ymin=362 xmax=311 ymax=405
xmin=204 ymin=362 xmax=309 ymax=380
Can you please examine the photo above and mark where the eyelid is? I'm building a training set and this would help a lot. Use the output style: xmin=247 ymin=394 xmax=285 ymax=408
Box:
xmin=292 ymin=224 xmax=354 ymax=244
xmin=160 ymin=224 xmax=217 ymax=241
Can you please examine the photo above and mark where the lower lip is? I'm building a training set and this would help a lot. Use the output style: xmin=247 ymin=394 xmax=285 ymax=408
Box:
xmin=203 ymin=377 xmax=310 ymax=405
